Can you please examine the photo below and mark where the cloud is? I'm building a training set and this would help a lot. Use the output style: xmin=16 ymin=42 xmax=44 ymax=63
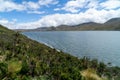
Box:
xmin=36 ymin=8 xmax=120 ymax=27
xmin=0 ymin=18 xmax=17 ymax=29
xmin=2 ymin=8 xmax=119 ymax=29
xmin=1 ymin=0 xmax=120 ymax=29
xmin=54 ymin=8 xmax=61 ymax=11
xmin=0 ymin=0 xmax=25 ymax=12
xmin=56 ymin=0 xmax=99 ymax=13
xmin=86 ymin=0 xmax=99 ymax=9
xmin=0 ymin=0 xmax=58 ymax=14
xmin=100 ymin=0 xmax=120 ymax=9
xmin=0 ymin=19 xmax=9 ymax=24
xmin=39 ymin=0 xmax=59 ymax=6
xmin=55 ymin=0 xmax=120 ymax=13
xmin=27 ymin=11 xmax=45 ymax=14
xmin=60 ymin=0 xmax=87 ymax=13
xmin=22 ymin=1 xmax=40 ymax=10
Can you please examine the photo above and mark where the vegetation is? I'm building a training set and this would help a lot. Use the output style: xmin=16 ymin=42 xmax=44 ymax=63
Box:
xmin=0 ymin=24 xmax=120 ymax=80
xmin=81 ymin=68 xmax=104 ymax=80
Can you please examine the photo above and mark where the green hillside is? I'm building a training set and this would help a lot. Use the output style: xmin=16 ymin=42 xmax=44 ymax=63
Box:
xmin=0 ymin=24 xmax=120 ymax=80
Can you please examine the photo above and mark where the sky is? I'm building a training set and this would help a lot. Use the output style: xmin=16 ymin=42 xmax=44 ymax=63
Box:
xmin=0 ymin=0 xmax=120 ymax=29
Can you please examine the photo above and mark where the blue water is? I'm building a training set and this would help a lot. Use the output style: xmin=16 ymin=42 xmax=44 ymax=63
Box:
xmin=23 ymin=31 xmax=120 ymax=66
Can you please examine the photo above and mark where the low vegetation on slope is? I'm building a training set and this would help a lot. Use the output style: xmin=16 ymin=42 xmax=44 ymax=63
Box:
xmin=0 ymin=24 xmax=120 ymax=80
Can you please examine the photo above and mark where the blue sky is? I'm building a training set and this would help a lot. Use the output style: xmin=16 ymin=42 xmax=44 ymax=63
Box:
xmin=0 ymin=0 xmax=120 ymax=29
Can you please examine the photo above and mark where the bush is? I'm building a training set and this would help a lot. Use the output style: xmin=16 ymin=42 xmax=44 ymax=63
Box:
xmin=0 ymin=62 xmax=8 ymax=79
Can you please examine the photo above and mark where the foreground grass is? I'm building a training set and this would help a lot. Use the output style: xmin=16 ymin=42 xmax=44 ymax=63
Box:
xmin=0 ymin=24 xmax=120 ymax=80
xmin=81 ymin=68 xmax=108 ymax=80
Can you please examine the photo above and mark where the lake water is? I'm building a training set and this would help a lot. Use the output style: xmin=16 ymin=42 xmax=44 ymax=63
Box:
xmin=22 ymin=31 xmax=120 ymax=66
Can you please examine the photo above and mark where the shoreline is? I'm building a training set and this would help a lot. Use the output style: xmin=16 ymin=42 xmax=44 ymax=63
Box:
xmin=21 ymin=32 xmax=61 ymax=52
xmin=41 ymin=41 xmax=61 ymax=52
xmin=22 ymin=32 xmax=118 ymax=67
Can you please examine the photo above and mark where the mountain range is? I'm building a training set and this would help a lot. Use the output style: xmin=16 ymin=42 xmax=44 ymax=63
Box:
xmin=15 ymin=17 xmax=120 ymax=31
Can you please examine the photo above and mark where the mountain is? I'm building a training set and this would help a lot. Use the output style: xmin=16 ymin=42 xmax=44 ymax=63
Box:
xmin=74 ymin=18 xmax=120 ymax=30
xmin=103 ymin=18 xmax=120 ymax=30
xmin=18 ymin=17 xmax=120 ymax=31
xmin=1 ymin=24 xmax=120 ymax=79
xmin=30 ymin=22 xmax=102 ymax=31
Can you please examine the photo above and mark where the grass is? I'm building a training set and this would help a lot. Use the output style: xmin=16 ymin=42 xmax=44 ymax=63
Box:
xmin=8 ymin=59 xmax=22 ymax=74
xmin=81 ymin=68 xmax=107 ymax=80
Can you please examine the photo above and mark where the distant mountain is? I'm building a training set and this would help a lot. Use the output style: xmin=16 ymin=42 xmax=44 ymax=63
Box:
xmin=15 ymin=17 xmax=120 ymax=31
xmin=103 ymin=18 xmax=120 ymax=30
xmin=33 ymin=22 xmax=102 ymax=31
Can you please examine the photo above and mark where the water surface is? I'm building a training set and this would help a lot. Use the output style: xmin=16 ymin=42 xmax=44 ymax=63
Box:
xmin=23 ymin=31 xmax=120 ymax=66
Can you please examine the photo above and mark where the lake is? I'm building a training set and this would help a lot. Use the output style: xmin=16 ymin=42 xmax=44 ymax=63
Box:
xmin=22 ymin=31 xmax=120 ymax=66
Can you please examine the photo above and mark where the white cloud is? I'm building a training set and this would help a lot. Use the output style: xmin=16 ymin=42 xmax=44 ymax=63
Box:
xmin=36 ymin=8 xmax=120 ymax=28
xmin=0 ymin=0 xmax=26 ymax=12
xmin=56 ymin=0 xmax=120 ymax=13
xmin=0 ymin=19 xmax=9 ymax=24
xmin=60 ymin=0 xmax=87 ymax=13
xmin=0 ymin=18 xmax=17 ymax=29
xmin=27 ymin=11 xmax=45 ymax=14
xmin=39 ymin=0 xmax=59 ymax=6
xmin=56 ymin=0 xmax=100 ymax=13
xmin=0 ymin=0 xmax=58 ymax=14
xmin=1 ymin=0 xmax=120 ymax=29
xmin=54 ymin=8 xmax=61 ymax=11
xmin=86 ymin=0 xmax=99 ymax=9
xmin=2 ymin=8 xmax=119 ymax=29
xmin=100 ymin=0 xmax=120 ymax=9
xmin=22 ymin=1 xmax=40 ymax=10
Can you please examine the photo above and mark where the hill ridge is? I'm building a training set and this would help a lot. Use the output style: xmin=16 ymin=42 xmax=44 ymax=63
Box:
xmin=14 ymin=17 xmax=120 ymax=31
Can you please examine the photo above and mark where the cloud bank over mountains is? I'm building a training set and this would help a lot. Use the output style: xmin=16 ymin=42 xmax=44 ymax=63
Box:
xmin=0 ymin=0 xmax=120 ymax=29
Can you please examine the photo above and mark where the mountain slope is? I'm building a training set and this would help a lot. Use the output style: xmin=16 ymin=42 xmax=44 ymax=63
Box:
xmin=0 ymin=24 xmax=120 ymax=80
xmin=21 ymin=17 xmax=120 ymax=31
xmin=103 ymin=18 xmax=120 ymax=30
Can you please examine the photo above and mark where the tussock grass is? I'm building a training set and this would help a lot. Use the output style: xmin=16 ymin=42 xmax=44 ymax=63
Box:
xmin=8 ymin=59 xmax=22 ymax=73
xmin=81 ymin=68 xmax=106 ymax=80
